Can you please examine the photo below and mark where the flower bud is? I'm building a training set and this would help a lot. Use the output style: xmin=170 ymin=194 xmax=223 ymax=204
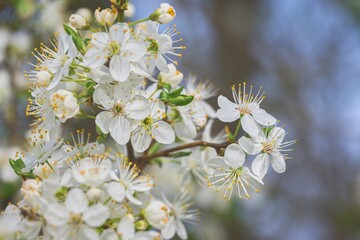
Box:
xmin=150 ymin=3 xmax=176 ymax=24
xmin=50 ymin=89 xmax=80 ymax=122
xmin=86 ymin=187 xmax=104 ymax=202
xmin=36 ymin=70 xmax=52 ymax=87
xmin=76 ymin=8 xmax=92 ymax=22
xmin=69 ymin=14 xmax=89 ymax=30
xmin=144 ymin=200 xmax=170 ymax=229
xmin=124 ymin=2 xmax=136 ymax=18
xmin=95 ymin=8 xmax=117 ymax=26
xmin=159 ymin=63 xmax=183 ymax=87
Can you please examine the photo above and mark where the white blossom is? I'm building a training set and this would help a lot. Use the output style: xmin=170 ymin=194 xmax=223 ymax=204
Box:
xmin=144 ymin=200 xmax=171 ymax=229
xmin=239 ymin=126 xmax=296 ymax=178
xmin=50 ymin=89 xmax=80 ymax=122
xmin=208 ymin=144 xmax=263 ymax=199
xmin=216 ymin=83 xmax=276 ymax=137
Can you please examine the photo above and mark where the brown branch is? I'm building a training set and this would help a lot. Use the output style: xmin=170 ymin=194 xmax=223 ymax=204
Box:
xmin=116 ymin=0 xmax=128 ymax=22
xmin=136 ymin=141 xmax=228 ymax=169
xmin=127 ymin=142 xmax=135 ymax=162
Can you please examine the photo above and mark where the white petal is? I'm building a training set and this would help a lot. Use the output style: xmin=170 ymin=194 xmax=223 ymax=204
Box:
xmin=155 ymin=54 xmax=169 ymax=72
xmin=44 ymin=204 xmax=69 ymax=226
xmin=109 ymin=116 xmax=131 ymax=145
xmin=117 ymin=214 xmax=135 ymax=240
xmin=107 ymin=182 xmax=125 ymax=202
xmin=126 ymin=100 xmax=150 ymax=120
xmin=268 ymin=127 xmax=286 ymax=144
xmin=91 ymin=32 xmax=110 ymax=48
xmin=216 ymin=108 xmax=239 ymax=123
xmin=83 ymin=204 xmax=109 ymax=228
xmin=97 ymin=88 xmax=113 ymax=110
xmin=131 ymin=127 xmax=152 ymax=153
xmin=241 ymin=114 xmax=260 ymax=137
xmin=101 ymin=229 xmax=118 ymax=240
xmin=66 ymin=188 xmax=89 ymax=214
xmin=224 ymin=143 xmax=245 ymax=169
xmin=80 ymin=226 xmax=100 ymax=240
xmin=125 ymin=191 xmax=143 ymax=206
xmin=110 ymin=55 xmax=131 ymax=82
xmin=176 ymin=219 xmax=188 ymax=240
xmin=217 ymin=95 xmax=238 ymax=109
xmin=238 ymin=136 xmax=262 ymax=155
xmin=122 ymin=41 xmax=147 ymax=62
xmin=251 ymin=153 xmax=269 ymax=179
xmin=174 ymin=120 xmax=197 ymax=139
xmin=252 ymin=108 xmax=277 ymax=126
xmin=110 ymin=23 xmax=130 ymax=43
xmin=270 ymin=153 xmax=286 ymax=173
xmin=161 ymin=220 xmax=176 ymax=239
xmin=95 ymin=111 xmax=113 ymax=134
xmin=152 ymin=121 xmax=175 ymax=144
xmin=84 ymin=47 xmax=107 ymax=68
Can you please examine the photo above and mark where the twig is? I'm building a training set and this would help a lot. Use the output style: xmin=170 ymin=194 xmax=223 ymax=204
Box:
xmin=136 ymin=141 xmax=228 ymax=169
xmin=127 ymin=142 xmax=135 ymax=162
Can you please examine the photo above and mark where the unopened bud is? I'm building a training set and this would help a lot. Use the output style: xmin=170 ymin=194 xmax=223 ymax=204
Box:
xmin=159 ymin=63 xmax=183 ymax=87
xmin=150 ymin=3 xmax=176 ymax=24
xmin=86 ymin=187 xmax=104 ymax=202
xmin=135 ymin=220 xmax=148 ymax=231
xmin=95 ymin=8 xmax=117 ymax=26
xmin=36 ymin=71 xmax=52 ymax=87
xmin=69 ymin=14 xmax=89 ymax=30
xmin=124 ymin=2 xmax=136 ymax=18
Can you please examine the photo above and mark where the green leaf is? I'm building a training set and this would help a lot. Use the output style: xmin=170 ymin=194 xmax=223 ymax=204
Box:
xmin=163 ymin=83 xmax=172 ymax=92
xmin=169 ymin=94 xmax=194 ymax=106
xmin=263 ymin=126 xmax=275 ymax=137
xmin=170 ymin=86 xmax=184 ymax=98
xmin=84 ymin=38 xmax=91 ymax=46
xmin=169 ymin=151 xmax=192 ymax=158
xmin=152 ymin=158 xmax=163 ymax=167
xmin=96 ymin=125 xmax=108 ymax=144
xmin=159 ymin=90 xmax=170 ymax=102
xmin=63 ymin=24 xmax=86 ymax=54
xmin=9 ymin=158 xmax=36 ymax=179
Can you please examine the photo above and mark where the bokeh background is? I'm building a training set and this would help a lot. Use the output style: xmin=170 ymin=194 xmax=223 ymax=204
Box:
xmin=1 ymin=0 xmax=360 ymax=239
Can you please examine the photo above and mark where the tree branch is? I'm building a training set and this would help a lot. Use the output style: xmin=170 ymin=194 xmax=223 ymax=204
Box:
xmin=127 ymin=143 xmax=135 ymax=162
xmin=136 ymin=141 xmax=228 ymax=169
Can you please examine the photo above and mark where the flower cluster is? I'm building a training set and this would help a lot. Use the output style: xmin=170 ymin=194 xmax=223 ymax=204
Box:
xmin=1 ymin=1 xmax=295 ymax=239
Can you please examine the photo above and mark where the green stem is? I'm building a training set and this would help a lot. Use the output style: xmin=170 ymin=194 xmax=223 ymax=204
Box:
xmin=129 ymin=17 xmax=151 ymax=26
xmin=71 ymin=63 xmax=90 ymax=71
xmin=117 ymin=0 xmax=128 ymax=22
xmin=232 ymin=118 xmax=242 ymax=141
xmin=148 ymin=88 xmax=158 ymax=99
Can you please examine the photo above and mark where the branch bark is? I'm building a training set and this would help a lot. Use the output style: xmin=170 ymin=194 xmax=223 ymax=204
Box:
xmin=136 ymin=141 xmax=228 ymax=169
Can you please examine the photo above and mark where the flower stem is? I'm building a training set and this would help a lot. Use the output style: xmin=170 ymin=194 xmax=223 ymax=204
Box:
xmin=129 ymin=17 xmax=151 ymax=26
xmin=232 ymin=119 xmax=242 ymax=141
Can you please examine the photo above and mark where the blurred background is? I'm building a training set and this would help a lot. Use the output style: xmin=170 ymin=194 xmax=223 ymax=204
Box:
xmin=1 ymin=0 xmax=360 ymax=239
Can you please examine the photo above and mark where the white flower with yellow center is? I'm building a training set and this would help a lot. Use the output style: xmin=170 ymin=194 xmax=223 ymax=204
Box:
xmin=239 ymin=126 xmax=296 ymax=178
xmin=42 ymin=32 xmax=78 ymax=90
xmin=216 ymin=83 xmax=277 ymax=137
xmin=208 ymin=144 xmax=263 ymax=200
xmin=106 ymin=156 xmax=153 ymax=206
xmin=61 ymin=129 xmax=105 ymax=161
xmin=71 ymin=157 xmax=112 ymax=187
xmin=44 ymin=188 xmax=109 ymax=240
xmin=151 ymin=3 xmax=176 ymax=24
xmin=162 ymin=191 xmax=199 ymax=240
xmin=95 ymin=83 xmax=150 ymax=145
xmin=50 ymin=89 xmax=80 ymax=122
xmin=84 ymin=23 xmax=147 ymax=82
xmin=131 ymin=101 xmax=175 ymax=153
xmin=136 ymin=21 xmax=183 ymax=73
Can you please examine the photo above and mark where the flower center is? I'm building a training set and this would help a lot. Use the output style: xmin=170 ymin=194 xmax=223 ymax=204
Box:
xmin=146 ymin=37 xmax=159 ymax=54
xmin=262 ymin=141 xmax=276 ymax=154
xmin=112 ymin=101 xmax=125 ymax=115
xmin=167 ymin=7 xmax=175 ymax=17
xmin=108 ymin=41 xmax=121 ymax=56
xmin=237 ymin=106 xmax=251 ymax=115
xmin=69 ymin=213 xmax=83 ymax=227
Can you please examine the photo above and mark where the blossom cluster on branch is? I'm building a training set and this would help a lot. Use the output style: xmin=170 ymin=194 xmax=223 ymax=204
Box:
xmin=0 ymin=1 xmax=295 ymax=239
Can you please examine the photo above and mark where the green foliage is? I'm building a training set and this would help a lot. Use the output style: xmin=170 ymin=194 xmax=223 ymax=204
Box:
xmin=9 ymin=158 xmax=36 ymax=179
xmin=63 ymin=24 xmax=86 ymax=54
